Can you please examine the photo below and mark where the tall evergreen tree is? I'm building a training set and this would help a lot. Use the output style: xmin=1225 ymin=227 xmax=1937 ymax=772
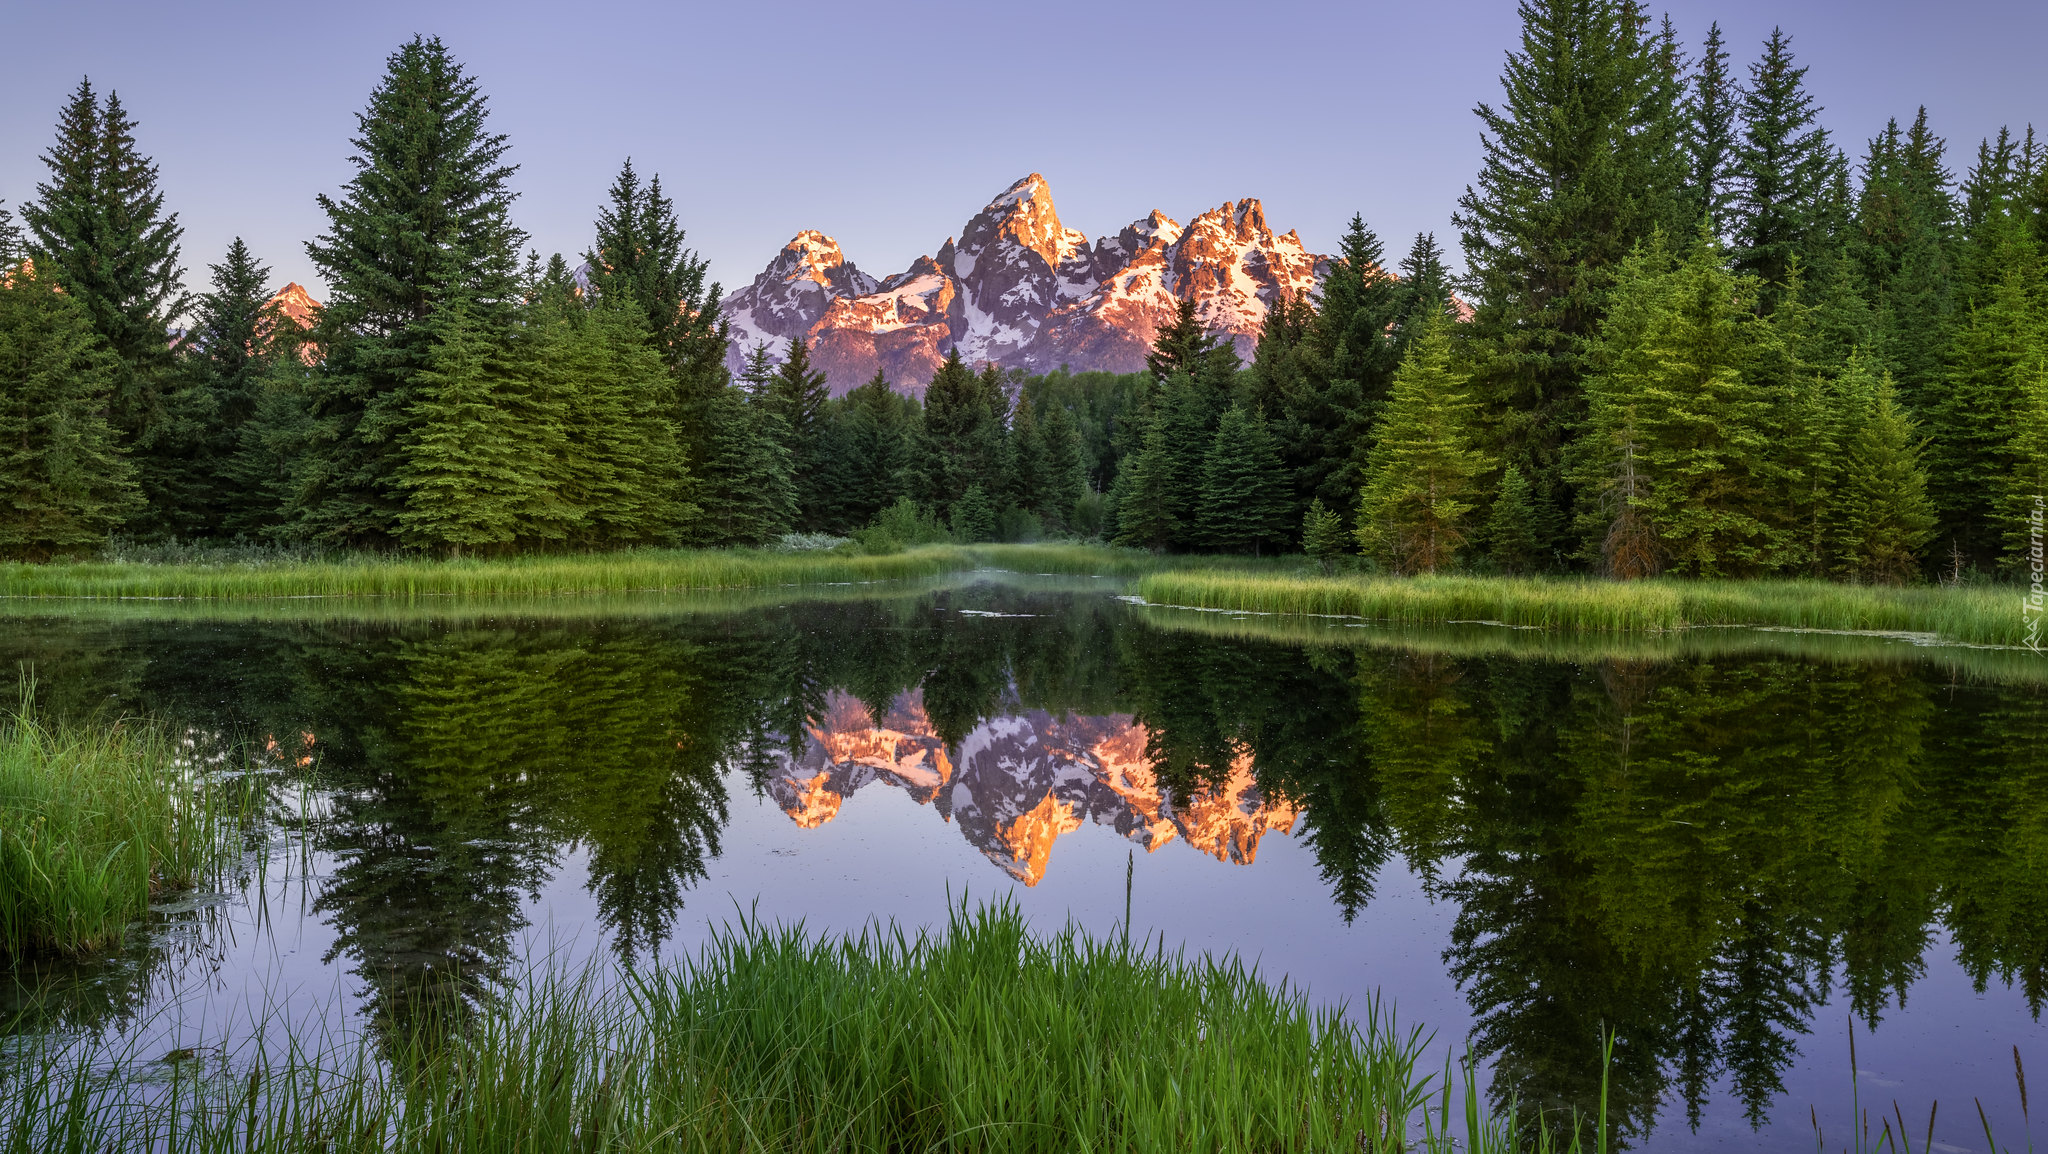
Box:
xmin=840 ymin=370 xmax=911 ymax=528
xmin=1485 ymin=463 xmax=1542 ymax=574
xmin=0 ymin=201 xmax=22 ymax=265
xmin=22 ymin=78 xmax=190 ymax=529
xmin=1199 ymin=405 xmax=1292 ymax=555
xmin=0 ymin=266 xmax=143 ymax=558
xmin=1573 ymin=233 xmax=1781 ymax=577
xmin=1037 ymin=402 xmax=1089 ymax=532
xmin=297 ymin=36 xmax=528 ymax=545
xmin=1852 ymin=109 xmax=1955 ymax=412
xmin=1456 ymin=0 xmax=1688 ymax=550
xmin=1832 ymin=360 xmax=1937 ymax=583
xmin=1146 ymin=298 xmax=1221 ymax=382
xmin=1391 ymin=231 xmax=1454 ymax=361
xmin=916 ymin=349 xmax=1005 ymax=518
xmin=1685 ymin=21 xmax=1740 ymax=237
xmin=161 ymin=238 xmax=284 ymax=536
xmin=583 ymin=158 xmax=729 ymax=450
xmin=682 ymin=383 xmax=795 ymax=546
xmin=1730 ymin=29 xmax=1839 ymax=312
xmin=765 ymin=336 xmax=833 ymax=530
xmin=1355 ymin=315 xmax=1491 ymax=574
xmin=391 ymin=300 xmax=549 ymax=554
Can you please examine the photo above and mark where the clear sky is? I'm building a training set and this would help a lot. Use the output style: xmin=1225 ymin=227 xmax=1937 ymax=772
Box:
xmin=1 ymin=0 xmax=2040 ymax=304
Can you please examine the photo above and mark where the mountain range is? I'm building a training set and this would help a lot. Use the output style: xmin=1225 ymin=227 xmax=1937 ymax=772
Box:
xmin=761 ymin=689 xmax=1298 ymax=885
xmin=721 ymin=174 xmax=1329 ymax=394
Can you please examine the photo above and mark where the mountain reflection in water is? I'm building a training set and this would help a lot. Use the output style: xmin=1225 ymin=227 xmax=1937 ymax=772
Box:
xmin=1 ymin=583 xmax=2042 ymax=1151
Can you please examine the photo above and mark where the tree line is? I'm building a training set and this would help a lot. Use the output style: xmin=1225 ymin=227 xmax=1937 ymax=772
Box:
xmin=2 ymin=5 xmax=2044 ymax=581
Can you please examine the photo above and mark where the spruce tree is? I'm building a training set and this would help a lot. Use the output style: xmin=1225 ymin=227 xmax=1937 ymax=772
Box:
xmin=765 ymin=336 xmax=833 ymax=530
xmin=1037 ymin=402 xmax=1089 ymax=532
xmin=0 ymin=266 xmax=143 ymax=557
xmin=1391 ymin=231 xmax=1454 ymax=361
xmin=1009 ymin=400 xmax=1047 ymax=518
xmin=916 ymin=349 xmax=1004 ymax=518
xmin=1199 ymin=405 xmax=1292 ymax=556
xmin=162 ymin=238 xmax=284 ymax=536
xmin=219 ymin=357 xmax=317 ymax=540
xmin=1301 ymin=498 xmax=1349 ymax=570
xmin=21 ymin=79 xmax=190 ymax=529
xmin=950 ymin=483 xmax=996 ymax=543
xmin=545 ymin=288 xmax=694 ymax=547
xmin=1146 ymin=298 xmax=1221 ymax=382
xmin=841 ymin=370 xmax=910 ymax=528
xmin=1455 ymin=0 xmax=1688 ymax=549
xmin=1485 ymin=463 xmax=1542 ymax=574
xmin=1355 ymin=315 xmax=1491 ymax=574
xmin=1834 ymin=363 xmax=1937 ymax=583
xmin=1112 ymin=415 xmax=1179 ymax=551
xmin=0 ymin=201 xmax=22 ymax=265
xmin=391 ymin=301 xmax=551 ymax=554
xmin=683 ymin=383 xmax=796 ymax=546
xmin=1852 ymin=109 xmax=1955 ymax=413
xmin=583 ymin=158 xmax=729 ymax=449
xmin=1574 ymin=232 xmax=1781 ymax=577
xmin=1999 ymin=359 xmax=2048 ymax=575
xmin=298 ymin=37 xmax=527 ymax=545
xmin=1685 ymin=21 xmax=1740 ymax=237
xmin=1730 ymin=29 xmax=1838 ymax=312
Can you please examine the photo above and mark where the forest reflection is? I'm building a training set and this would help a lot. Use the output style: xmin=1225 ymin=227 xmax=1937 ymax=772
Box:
xmin=4 ymin=585 xmax=2042 ymax=1142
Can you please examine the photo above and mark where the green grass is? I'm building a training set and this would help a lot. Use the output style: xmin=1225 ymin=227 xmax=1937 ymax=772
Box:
xmin=1138 ymin=570 xmax=2043 ymax=649
xmin=0 ymin=543 xmax=1258 ymax=604
xmin=0 ymin=704 xmax=246 ymax=958
xmin=2 ymin=901 xmax=1599 ymax=1153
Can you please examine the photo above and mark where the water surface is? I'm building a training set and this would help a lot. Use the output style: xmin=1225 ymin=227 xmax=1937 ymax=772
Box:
xmin=4 ymin=579 xmax=2043 ymax=1150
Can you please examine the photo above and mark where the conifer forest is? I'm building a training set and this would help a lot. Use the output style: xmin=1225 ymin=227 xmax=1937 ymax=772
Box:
xmin=0 ymin=7 xmax=2044 ymax=579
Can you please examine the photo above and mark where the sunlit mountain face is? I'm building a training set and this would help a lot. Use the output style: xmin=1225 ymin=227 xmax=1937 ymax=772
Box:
xmin=4 ymin=583 xmax=2044 ymax=1152
xmin=765 ymin=690 xmax=1297 ymax=883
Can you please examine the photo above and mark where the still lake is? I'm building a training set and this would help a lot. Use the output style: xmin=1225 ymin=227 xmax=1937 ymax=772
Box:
xmin=4 ymin=576 xmax=2044 ymax=1150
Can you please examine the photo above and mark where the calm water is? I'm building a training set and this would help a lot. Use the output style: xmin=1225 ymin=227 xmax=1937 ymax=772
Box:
xmin=4 ymin=579 xmax=2045 ymax=1150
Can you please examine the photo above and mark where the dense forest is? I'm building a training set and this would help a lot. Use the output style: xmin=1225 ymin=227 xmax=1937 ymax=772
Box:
xmin=1 ymin=1 xmax=2044 ymax=581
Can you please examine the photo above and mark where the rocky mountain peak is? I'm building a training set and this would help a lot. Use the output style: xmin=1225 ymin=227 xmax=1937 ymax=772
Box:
xmin=721 ymin=175 xmax=1329 ymax=392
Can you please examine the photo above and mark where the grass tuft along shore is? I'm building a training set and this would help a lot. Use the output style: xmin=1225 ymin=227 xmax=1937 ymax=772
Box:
xmin=0 ymin=705 xmax=247 ymax=958
xmin=6 ymin=901 xmax=1584 ymax=1153
xmin=1137 ymin=569 xmax=2042 ymax=649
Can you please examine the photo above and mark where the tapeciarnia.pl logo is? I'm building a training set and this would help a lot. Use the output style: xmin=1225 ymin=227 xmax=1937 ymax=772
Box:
xmin=2026 ymin=495 xmax=2045 ymax=653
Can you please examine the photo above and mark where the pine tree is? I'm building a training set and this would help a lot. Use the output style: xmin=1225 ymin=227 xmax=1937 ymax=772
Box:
xmin=1037 ymin=402 xmax=1089 ymax=532
xmin=683 ymin=383 xmax=796 ymax=546
xmin=765 ymin=337 xmax=833 ymax=530
xmin=583 ymin=158 xmax=728 ymax=448
xmin=950 ymin=483 xmax=995 ymax=543
xmin=1486 ymin=463 xmax=1542 ymax=574
xmin=1730 ymin=29 xmax=1839 ymax=312
xmin=0 ymin=201 xmax=22 ymax=265
xmin=21 ymin=78 xmax=190 ymax=529
xmin=2000 ymin=359 xmax=2048 ymax=576
xmin=916 ymin=349 xmax=1004 ymax=518
xmin=1456 ymin=0 xmax=1688 ymax=549
xmin=297 ymin=37 xmax=528 ymax=545
xmin=1301 ymin=498 xmax=1349 ymax=570
xmin=1199 ymin=405 xmax=1292 ymax=555
xmin=0 ymin=266 xmax=143 ymax=557
xmin=392 ymin=301 xmax=551 ymax=554
xmin=1574 ymin=232 xmax=1781 ymax=577
xmin=1853 ymin=109 xmax=1955 ymax=413
xmin=1685 ymin=21 xmax=1740 ymax=237
xmin=841 ymin=370 xmax=910 ymax=528
xmin=1146 ymin=298 xmax=1221 ymax=382
xmin=1391 ymin=231 xmax=1454 ymax=361
xmin=1834 ymin=363 xmax=1937 ymax=583
xmin=161 ymin=238 xmax=284 ymax=537
xmin=1355 ymin=315 xmax=1491 ymax=574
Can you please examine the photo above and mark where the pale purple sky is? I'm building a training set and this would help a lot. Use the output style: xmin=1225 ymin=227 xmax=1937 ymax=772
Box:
xmin=2 ymin=0 xmax=2039 ymax=306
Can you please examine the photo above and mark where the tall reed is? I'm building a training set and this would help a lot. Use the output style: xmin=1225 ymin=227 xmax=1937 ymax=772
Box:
xmin=0 ymin=702 xmax=242 ymax=957
xmin=0 ymin=901 xmax=1612 ymax=1153
xmin=1137 ymin=570 xmax=2037 ymax=648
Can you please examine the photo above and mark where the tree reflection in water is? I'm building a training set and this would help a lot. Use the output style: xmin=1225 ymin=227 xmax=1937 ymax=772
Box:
xmin=1 ymin=588 xmax=2040 ymax=1143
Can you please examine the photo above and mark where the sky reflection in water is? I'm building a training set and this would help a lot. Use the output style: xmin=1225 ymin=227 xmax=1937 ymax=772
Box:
xmin=2 ymin=579 xmax=2044 ymax=1151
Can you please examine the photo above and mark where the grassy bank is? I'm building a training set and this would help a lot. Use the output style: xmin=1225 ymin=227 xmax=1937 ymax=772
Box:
xmin=0 ymin=543 xmax=1266 ymax=603
xmin=0 ymin=707 xmax=243 ymax=957
xmin=5 ymin=902 xmax=1574 ymax=1153
xmin=1139 ymin=570 xmax=2040 ymax=649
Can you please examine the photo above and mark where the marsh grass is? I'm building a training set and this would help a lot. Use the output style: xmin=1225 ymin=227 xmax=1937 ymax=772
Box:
xmin=0 ymin=702 xmax=252 ymax=958
xmin=1 ymin=901 xmax=1609 ymax=1153
xmin=1138 ymin=570 xmax=2037 ymax=648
